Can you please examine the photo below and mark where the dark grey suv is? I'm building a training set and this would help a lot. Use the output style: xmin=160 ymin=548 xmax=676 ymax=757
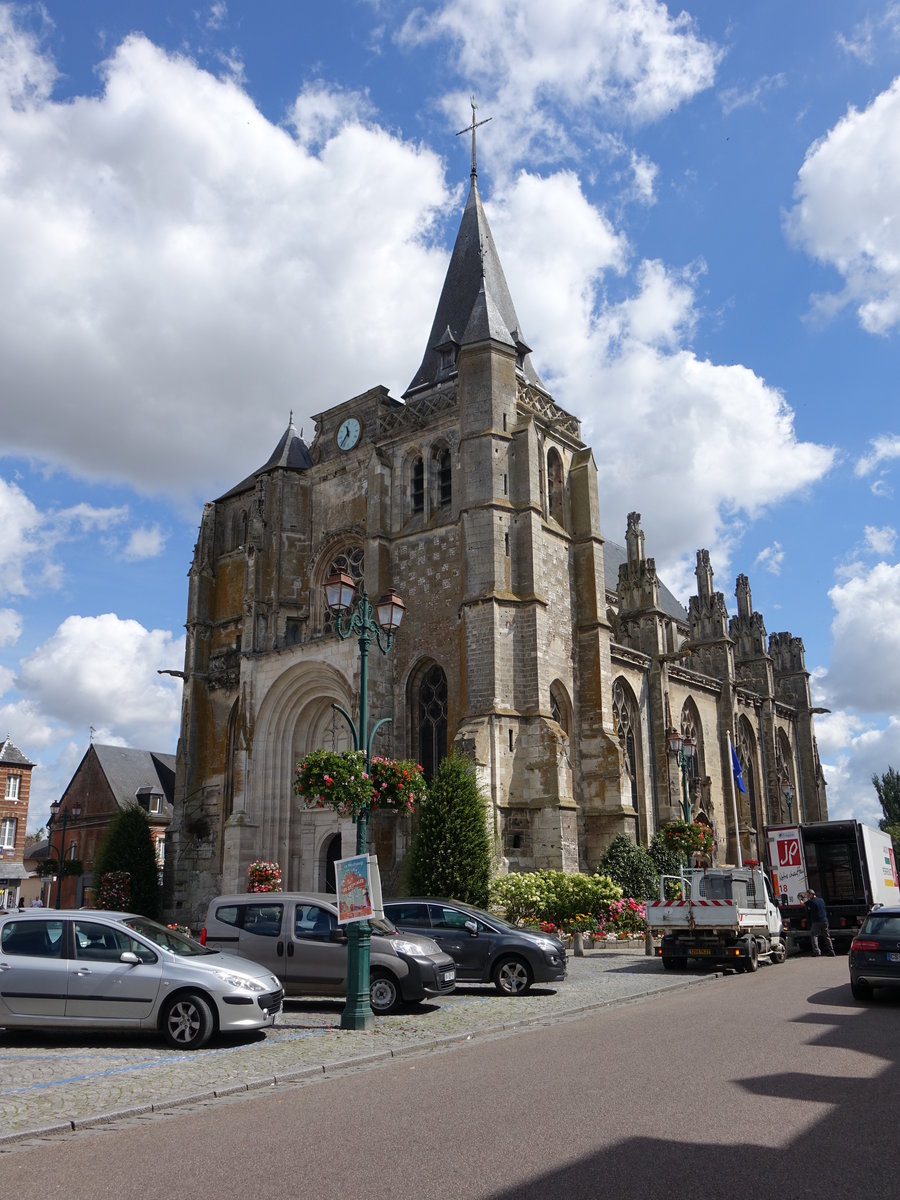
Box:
xmin=384 ymin=898 xmax=567 ymax=995
xmin=849 ymin=904 xmax=900 ymax=1000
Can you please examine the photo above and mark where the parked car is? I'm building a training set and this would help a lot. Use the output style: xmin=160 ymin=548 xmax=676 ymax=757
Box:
xmin=201 ymin=893 xmax=456 ymax=1014
xmin=383 ymin=898 xmax=567 ymax=995
xmin=0 ymin=910 xmax=283 ymax=1050
xmin=848 ymin=904 xmax=900 ymax=1000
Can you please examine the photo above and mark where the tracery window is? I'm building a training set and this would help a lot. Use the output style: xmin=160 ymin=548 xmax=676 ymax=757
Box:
xmin=613 ymin=678 xmax=641 ymax=830
xmin=417 ymin=664 xmax=448 ymax=782
xmin=433 ymin=445 xmax=452 ymax=509
xmin=322 ymin=545 xmax=364 ymax=635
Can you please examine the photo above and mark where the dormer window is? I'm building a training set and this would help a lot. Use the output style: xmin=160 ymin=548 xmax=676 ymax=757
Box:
xmin=136 ymin=786 xmax=163 ymax=815
xmin=439 ymin=346 xmax=455 ymax=373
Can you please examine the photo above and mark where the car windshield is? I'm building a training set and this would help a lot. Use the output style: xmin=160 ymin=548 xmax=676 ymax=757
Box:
xmin=124 ymin=917 xmax=213 ymax=957
xmin=370 ymin=915 xmax=397 ymax=935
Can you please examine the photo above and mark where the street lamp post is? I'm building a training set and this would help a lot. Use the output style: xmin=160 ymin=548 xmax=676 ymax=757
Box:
xmin=781 ymin=775 xmax=795 ymax=824
xmin=46 ymin=800 xmax=82 ymax=909
xmin=324 ymin=571 xmax=405 ymax=1032
xmin=667 ymin=729 xmax=696 ymax=824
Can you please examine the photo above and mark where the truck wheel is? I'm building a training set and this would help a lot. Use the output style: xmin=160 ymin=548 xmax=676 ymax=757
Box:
xmin=743 ymin=937 xmax=759 ymax=973
xmin=771 ymin=942 xmax=786 ymax=965
xmin=661 ymin=955 xmax=679 ymax=971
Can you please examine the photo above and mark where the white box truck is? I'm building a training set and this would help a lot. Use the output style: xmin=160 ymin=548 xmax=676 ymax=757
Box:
xmin=764 ymin=820 xmax=899 ymax=951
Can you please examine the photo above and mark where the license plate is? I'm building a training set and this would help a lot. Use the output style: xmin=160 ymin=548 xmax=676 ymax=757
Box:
xmin=889 ymin=953 xmax=900 ymax=963
xmin=691 ymin=947 xmax=712 ymax=955
xmin=442 ymin=970 xmax=455 ymax=982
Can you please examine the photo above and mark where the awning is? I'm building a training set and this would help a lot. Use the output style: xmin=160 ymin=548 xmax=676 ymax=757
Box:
xmin=0 ymin=862 xmax=30 ymax=881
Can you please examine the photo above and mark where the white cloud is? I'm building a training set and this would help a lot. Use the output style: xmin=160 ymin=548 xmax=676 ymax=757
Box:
xmin=836 ymin=5 xmax=900 ymax=64
xmin=287 ymin=82 xmax=376 ymax=151
xmin=824 ymin=561 xmax=900 ymax=713
xmin=786 ymin=77 xmax=900 ymax=333
xmin=855 ymin=433 xmax=900 ymax=477
xmin=0 ymin=477 xmax=43 ymax=595
xmin=16 ymin=613 xmax=185 ymax=749
xmin=488 ymin=171 xmax=835 ymax=585
xmin=399 ymin=0 xmax=720 ymax=172
xmin=0 ymin=608 xmax=22 ymax=646
xmin=864 ymin=525 xmax=897 ymax=556
xmin=754 ymin=542 xmax=785 ymax=575
xmin=719 ymin=73 xmax=787 ymax=117
xmin=122 ymin=524 xmax=167 ymax=561
xmin=819 ymin=712 xmax=900 ymax=827
xmin=0 ymin=20 xmax=452 ymax=508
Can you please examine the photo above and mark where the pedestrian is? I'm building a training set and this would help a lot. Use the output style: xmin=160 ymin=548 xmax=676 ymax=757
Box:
xmin=31 ymin=896 xmax=43 ymax=907
xmin=18 ymin=896 xmax=26 ymax=909
xmin=803 ymin=890 xmax=835 ymax=957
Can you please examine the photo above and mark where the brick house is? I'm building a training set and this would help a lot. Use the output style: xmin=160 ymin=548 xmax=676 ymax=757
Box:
xmin=48 ymin=743 xmax=174 ymax=908
xmin=0 ymin=737 xmax=35 ymax=908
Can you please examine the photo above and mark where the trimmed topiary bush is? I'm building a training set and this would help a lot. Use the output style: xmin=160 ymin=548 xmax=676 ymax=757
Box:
xmin=92 ymin=804 xmax=160 ymax=919
xmin=596 ymin=834 xmax=659 ymax=900
xmin=406 ymin=754 xmax=493 ymax=907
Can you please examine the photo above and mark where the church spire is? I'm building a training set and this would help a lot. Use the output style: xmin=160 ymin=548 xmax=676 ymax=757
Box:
xmin=456 ymin=95 xmax=492 ymax=182
xmin=403 ymin=101 xmax=544 ymax=398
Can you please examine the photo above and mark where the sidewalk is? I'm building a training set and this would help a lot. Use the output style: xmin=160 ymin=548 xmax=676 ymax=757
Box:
xmin=0 ymin=945 xmax=715 ymax=1146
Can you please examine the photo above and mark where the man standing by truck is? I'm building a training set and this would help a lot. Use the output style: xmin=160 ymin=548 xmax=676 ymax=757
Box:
xmin=802 ymin=890 xmax=836 ymax=957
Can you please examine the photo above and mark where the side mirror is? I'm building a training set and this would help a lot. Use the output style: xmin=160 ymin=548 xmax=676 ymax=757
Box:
xmin=120 ymin=951 xmax=140 ymax=965
xmin=464 ymin=920 xmax=478 ymax=937
xmin=330 ymin=927 xmax=348 ymax=944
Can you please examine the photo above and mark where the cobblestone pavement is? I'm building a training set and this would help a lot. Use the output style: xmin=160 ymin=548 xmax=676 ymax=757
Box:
xmin=0 ymin=945 xmax=716 ymax=1146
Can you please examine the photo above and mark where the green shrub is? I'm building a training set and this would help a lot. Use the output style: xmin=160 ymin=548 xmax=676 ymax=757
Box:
xmin=406 ymin=754 xmax=493 ymax=907
xmin=489 ymin=869 xmax=622 ymax=927
xmin=92 ymin=805 xmax=160 ymax=918
xmin=596 ymin=834 xmax=659 ymax=900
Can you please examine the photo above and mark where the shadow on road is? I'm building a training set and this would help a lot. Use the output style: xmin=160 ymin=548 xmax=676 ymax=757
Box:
xmin=484 ymin=982 xmax=899 ymax=1200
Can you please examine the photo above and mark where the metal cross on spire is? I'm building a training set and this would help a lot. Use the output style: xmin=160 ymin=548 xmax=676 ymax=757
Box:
xmin=456 ymin=95 xmax=492 ymax=180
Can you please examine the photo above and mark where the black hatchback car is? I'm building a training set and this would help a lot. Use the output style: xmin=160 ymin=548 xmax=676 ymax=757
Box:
xmin=383 ymin=898 xmax=567 ymax=995
xmin=849 ymin=905 xmax=900 ymax=1000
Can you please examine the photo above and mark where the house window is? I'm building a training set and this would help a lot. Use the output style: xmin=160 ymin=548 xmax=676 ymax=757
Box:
xmin=0 ymin=817 xmax=16 ymax=849
xmin=149 ymin=795 xmax=162 ymax=815
xmin=5 ymin=775 xmax=20 ymax=800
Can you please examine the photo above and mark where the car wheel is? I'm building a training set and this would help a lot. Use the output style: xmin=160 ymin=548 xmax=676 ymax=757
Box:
xmin=493 ymin=956 xmax=533 ymax=995
xmin=162 ymin=992 xmax=214 ymax=1050
xmin=369 ymin=970 xmax=402 ymax=1014
xmin=743 ymin=937 xmax=759 ymax=973
xmin=850 ymin=979 xmax=873 ymax=1001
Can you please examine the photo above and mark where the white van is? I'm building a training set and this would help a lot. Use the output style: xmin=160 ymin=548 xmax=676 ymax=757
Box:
xmin=201 ymin=892 xmax=456 ymax=1014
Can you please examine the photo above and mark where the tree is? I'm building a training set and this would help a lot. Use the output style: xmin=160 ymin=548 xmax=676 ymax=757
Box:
xmin=92 ymin=804 xmax=161 ymax=919
xmin=596 ymin=834 xmax=659 ymax=899
xmin=873 ymin=767 xmax=900 ymax=835
xmin=406 ymin=754 xmax=493 ymax=907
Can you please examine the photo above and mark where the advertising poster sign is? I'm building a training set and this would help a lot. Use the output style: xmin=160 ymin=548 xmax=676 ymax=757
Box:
xmin=335 ymin=854 xmax=373 ymax=925
xmin=766 ymin=825 xmax=808 ymax=903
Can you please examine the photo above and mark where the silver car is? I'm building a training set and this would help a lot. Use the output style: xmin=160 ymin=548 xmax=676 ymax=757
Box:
xmin=0 ymin=910 xmax=284 ymax=1050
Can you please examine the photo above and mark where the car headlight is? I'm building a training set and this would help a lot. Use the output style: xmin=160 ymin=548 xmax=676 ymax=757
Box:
xmin=215 ymin=969 xmax=267 ymax=992
xmin=534 ymin=938 xmax=559 ymax=953
xmin=390 ymin=938 xmax=432 ymax=958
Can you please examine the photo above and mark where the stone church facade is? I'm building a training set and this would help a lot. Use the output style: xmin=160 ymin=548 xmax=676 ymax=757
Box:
xmin=166 ymin=158 xmax=827 ymax=926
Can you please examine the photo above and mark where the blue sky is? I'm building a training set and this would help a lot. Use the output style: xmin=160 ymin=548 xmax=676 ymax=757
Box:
xmin=1 ymin=1 xmax=898 ymax=833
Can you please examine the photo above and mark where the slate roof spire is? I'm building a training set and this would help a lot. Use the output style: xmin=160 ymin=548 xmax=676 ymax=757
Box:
xmin=217 ymin=413 xmax=312 ymax=501
xmin=403 ymin=105 xmax=545 ymax=398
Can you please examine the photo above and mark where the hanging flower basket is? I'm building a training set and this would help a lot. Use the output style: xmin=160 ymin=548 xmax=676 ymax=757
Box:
xmin=658 ymin=820 xmax=715 ymax=859
xmin=294 ymin=750 xmax=427 ymax=820
xmin=368 ymin=757 xmax=427 ymax=813
xmin=247 ymin=860 xmax=282 ymax=893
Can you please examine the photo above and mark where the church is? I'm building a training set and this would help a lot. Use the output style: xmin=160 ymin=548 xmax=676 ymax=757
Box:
xmin=166 ymin=136 xmax=828 ymax=926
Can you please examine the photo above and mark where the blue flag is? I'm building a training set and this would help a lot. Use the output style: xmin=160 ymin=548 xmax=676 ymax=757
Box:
xmin=731 ymin=744 xmax=748 ymax=793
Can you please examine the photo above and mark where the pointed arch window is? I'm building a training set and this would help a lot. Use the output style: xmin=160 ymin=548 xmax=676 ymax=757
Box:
xmin=432 ymin=445 xmax=452 ymax=509
xmin=614 ymin=677 xmax=644 ymax=840
xmin=321 ymin=545 xmax=364 ymax=636
xmin=547 ymin=449 xmax=564 ymax=526
xmin=416 ymin=664 xmax=448 ymax=782
xmin=411 ymin=456 xmax=425 ymax=515
xmin=679 ymin=701 xmax=704 ymax=784
xmin=737 ymin=717 xmax=760 ymax=847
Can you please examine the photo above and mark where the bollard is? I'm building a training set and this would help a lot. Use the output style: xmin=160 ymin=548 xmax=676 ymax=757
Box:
xmin=644 ymin=928 xmax=655 ymax=957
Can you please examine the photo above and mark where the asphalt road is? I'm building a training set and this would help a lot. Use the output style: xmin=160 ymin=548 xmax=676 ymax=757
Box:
xmin=1 ymin=954 xmax=893 ymax=1199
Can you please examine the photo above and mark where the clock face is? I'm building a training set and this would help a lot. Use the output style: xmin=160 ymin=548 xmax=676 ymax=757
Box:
xmin=337 ymin=417 xmax=361 ymax=451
